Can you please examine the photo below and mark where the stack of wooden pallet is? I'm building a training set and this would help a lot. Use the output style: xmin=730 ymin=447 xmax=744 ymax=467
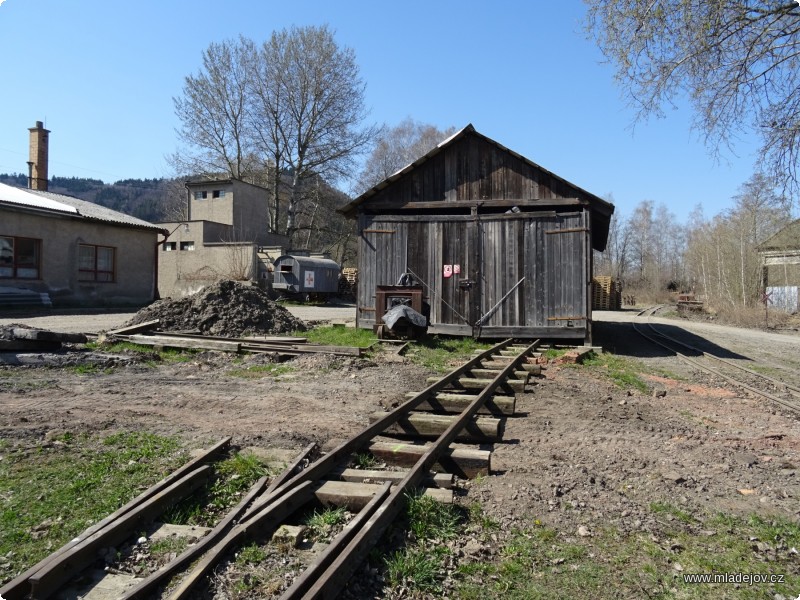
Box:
xmin=592 ymin=276 xmax=621 ymax=310
xmin=339 ymin=267 xmax=358 ymax=295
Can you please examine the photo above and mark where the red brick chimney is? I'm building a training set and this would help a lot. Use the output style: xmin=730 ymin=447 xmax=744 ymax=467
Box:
xmin=28 ymin=121 xmax=50 ymax=191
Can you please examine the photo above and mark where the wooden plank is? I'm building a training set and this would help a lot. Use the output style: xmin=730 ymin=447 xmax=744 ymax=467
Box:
xmin=240 ymin=343 xmax=363 ymax=356
xmin=519 ymin=363 xmax=542 ymax=375
xmin=29 ymin=466 xmax=212 ymax=598
xmin=263 ymin=443 xmax=318 ymax=497
xmin=366 ymin=441 xmax=490 ymax=479
xmin=127 ymin=334 xmax=241 ymax=352
xmin=426 ymin=376 xmax=526 ymax=393
xmin=469 ymin=368 xmax=503 ymax=378
xmin=0 ymin=437 xmax=230 ymax=600
xmin=475 ymin=326 xmax=587 ymax=339
xmin=403 ymin=391 xmax=515 ymax=415
xmin=545 ymin=227 xmax=590 ymax=235
xmin=333 ymin=468 xmax=453 ymax=489
xmin=369 ymin=412 xmax=503 ymax=443
xmin=157 ymin=332 xmax=307 ymax=345
xmin=315 ymin=481 xmax=453 ymax=511
xmin=107 ymin=320 xmax=160 ymax=336
xmin=363 ymin=198 xmax=585 ymax=211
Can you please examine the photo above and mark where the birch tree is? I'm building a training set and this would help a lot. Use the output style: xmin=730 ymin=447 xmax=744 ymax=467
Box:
xmin=585 ymin=1 xmax=800 ymax=195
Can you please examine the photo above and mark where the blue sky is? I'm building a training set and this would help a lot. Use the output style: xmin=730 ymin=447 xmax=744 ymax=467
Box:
xmin=0 ymin=0 xmax=761 ymax=221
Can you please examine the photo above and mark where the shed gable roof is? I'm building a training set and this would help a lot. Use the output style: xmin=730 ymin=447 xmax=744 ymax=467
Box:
xmin=340 ymin=124 xmax=614 ymax=251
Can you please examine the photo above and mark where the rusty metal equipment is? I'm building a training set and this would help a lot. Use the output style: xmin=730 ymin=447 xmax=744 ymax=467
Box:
xmin=375 ymin=285 xmax=427 ymax=339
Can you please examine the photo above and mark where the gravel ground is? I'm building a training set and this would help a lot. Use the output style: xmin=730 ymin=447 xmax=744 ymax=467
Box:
xmin=2 ymin=305 xmax=799 ymax=597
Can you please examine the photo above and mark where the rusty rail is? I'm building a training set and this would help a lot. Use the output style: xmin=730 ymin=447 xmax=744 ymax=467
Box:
xmin=633 ymin=321 xmax=800 ymax=414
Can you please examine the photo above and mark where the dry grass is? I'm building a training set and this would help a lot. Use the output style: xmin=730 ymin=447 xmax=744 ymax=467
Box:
xmin=705 ymin=304 xmax=799 ymax=330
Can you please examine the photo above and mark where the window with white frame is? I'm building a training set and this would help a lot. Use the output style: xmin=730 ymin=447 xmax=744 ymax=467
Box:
xmin=180 ymin=241 xmax=195 ymax=251
xmin=78 ymin=244 xmax=115 ymax=282
xmin=0 ymin=236 xmax=41 ymax=279
xmin=163 ymin=242 xmax=177 ymax=251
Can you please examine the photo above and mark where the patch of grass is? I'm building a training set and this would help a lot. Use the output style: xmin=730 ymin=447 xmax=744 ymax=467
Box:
xmin=544 ymin=347 xmax=570 ymax=359
xmin=455 ymin=507 xmax=800 ymax=599
xmin=649 ymin=501 xmax=696 ymax=524
xmin=303 ymin=506 xmax=348 ymax=541
xmin=295 ymin=325 xmax=377 ymax=348
xmin=0 ymin=432 xmax=187 ymax=581
xmin=406 ymin=493 xmax=461 ymax=541
xmin=86 ymin=340 xmax=197 ymax=364
xmin=85 ymin=340 xmax=153 ymax=353
xmin=467 ymin=502 xmax=500 ymax=531
xmin=404 ymin=336 xmax=493 ymax=373
xmin=351 ymin=452 xmax=378 ymax=469
xmin=227 ymin=364 xmax=295 ymax=378
xmin=158 ymin=348 xmax=197 ymax=363
xmin=164 ymin=451 xmax=268 ymax=526
xmin=746 ymin=364 xmax=785 ymax=378
xmin=69 ymin=363 xmax=113 ymax=375
xmin=362 ymin=494 xmax=462 ymax=597
xmin=236 ymin=542 xmax=268 ymax=565
xmin=385 ymin=547 xmax=442 ymax=593
xmin=581 ymin=352 xmax=650 ymax=393
xmin=149 ymin=535 xmax=188 ymax=557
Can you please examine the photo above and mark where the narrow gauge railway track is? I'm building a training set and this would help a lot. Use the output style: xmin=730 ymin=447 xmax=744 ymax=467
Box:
xmin=2 ymin=339 xmax=542 ymax=600
xmin=632 ymin=319 xmax=800 ymax=415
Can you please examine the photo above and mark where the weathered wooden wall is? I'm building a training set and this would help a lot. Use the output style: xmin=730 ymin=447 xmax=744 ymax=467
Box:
xmin=349 ymin=127 xmax=609 ymax=341
xmin=357 ymin=211 xmax=590 ymax=339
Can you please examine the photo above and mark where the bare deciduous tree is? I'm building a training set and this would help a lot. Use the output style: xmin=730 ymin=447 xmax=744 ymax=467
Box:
xmin=173 ymin=38 xmax=256 ymax=180
xmin=263 ymin=25 xmax=378 ymax=241
xmin=173 ymin=26 xmax=377 ymax=245
xmin=584 ymin=1 xmax=800 ymax=195
xmin=683 ymin=172 xmax=791 ymax=308
xmin=355 ymin=118 xmax=458 ymax=193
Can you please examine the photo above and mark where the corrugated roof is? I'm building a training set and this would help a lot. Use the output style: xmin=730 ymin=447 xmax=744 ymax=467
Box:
xmin=0 ymin=182 xmax=166 ymax=232
xmin=0 ymin=182 xmax=78 ymax=214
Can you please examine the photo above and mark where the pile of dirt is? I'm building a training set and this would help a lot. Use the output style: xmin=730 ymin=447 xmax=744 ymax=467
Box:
xmin=124 ymin=281 xmax=307 ymax=337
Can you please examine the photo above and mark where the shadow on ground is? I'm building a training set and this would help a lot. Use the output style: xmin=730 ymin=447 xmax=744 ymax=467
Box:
xmin=593 ymin=320 xmax=749 ymax=361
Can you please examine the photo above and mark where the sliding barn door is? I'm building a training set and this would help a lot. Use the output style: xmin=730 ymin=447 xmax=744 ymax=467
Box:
xmin=525 ymin=212 xmax=589 ymax=328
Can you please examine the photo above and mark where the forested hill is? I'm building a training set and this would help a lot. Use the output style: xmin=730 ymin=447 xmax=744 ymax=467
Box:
xmin=0 ymin=173 xmax=182 ymax=223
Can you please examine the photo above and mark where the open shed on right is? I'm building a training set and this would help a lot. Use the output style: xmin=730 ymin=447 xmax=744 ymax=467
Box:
xmin=340 ymin=125 xmax=614 ymax=343
xmin=758 ymin=218 xmax=800 ymax=313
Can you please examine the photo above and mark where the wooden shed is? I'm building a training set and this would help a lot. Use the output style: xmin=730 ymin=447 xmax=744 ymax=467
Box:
xmin=339 ymin=125 xmax=614 ymax=342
